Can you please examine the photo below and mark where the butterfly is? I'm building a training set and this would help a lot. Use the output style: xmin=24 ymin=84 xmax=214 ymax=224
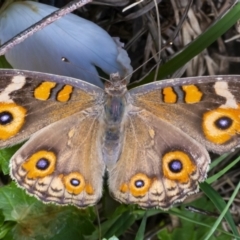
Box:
xmin=0 ymin=69 xmax=239 ymax=209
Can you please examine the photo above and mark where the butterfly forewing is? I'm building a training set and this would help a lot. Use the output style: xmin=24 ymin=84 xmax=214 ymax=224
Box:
xmin=130 ymin=75 xmax=240 ymax=154
xmin=0 ymin=69 xmax=103 ymax=147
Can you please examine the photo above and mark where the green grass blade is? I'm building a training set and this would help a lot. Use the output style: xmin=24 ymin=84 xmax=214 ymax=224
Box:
xmin=208 ymin=153 xmax=229 ymax=171
xmin=135 ymin=211 xmax=148 ymax=240
xmin=200 ymin=182 xmax=239 ymax=237
xmin=203 ymin=182 xmax=240 ymax=240
xmin=207 ymin=156 xmax=240 ymax=184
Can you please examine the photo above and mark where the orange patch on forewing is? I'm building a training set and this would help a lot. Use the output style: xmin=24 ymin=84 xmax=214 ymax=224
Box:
xmin=129 ymin=173 xmax=152 ymax=197
xmin=34 ymin=82 xmax=57 ymax=100
xmin=85 ymin=184 xmax=94 ymax=195
xmin=162 ymin=151 xmax=196 ymax=183
xmin=0 ymin=103 xmax=27 ymax=140
xmin=202 ymin=105 xmax=240 ymax=144
xmin=57 ymin=85 xmax=73 ymax=102
xmin=182 ymin=85 xmax=203 ymax=103
xmin=61 ymin=172 xmax=85 ymax=195
xmin=162 ymin=87 xmax=177 ymax=103
xmin=22 ymin=150 xmax=56 ymax=179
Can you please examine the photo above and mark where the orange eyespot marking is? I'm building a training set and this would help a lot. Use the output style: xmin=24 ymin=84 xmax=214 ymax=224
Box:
xmin=0 ymin=103 xmax=26 ymax=140
xmin=119 ymin=183 xmax=129 ymax=193
xmin=22 ymin=150 xmax=56 ymax=179
xmin=85 ymin=184 xmax=94 ymax=195
xmin=129 ymin=173 xmax=152 ymax=197
xmin=57 ymin=85 xmax=73 ymax=102
xmin=162 ymin=151 xmax=196 ymax=183
xmin=34 ymin=82 xmax=57 ymax=100
xmin=202 ymin=105 xmax=240 ymax=144
xmin=182 ymin=85 xmax=203 ymax=103
xmin=162 ymin=87 xmax=177 ymax=103
xmin=61 ymin=172 xmax=85 ymax=195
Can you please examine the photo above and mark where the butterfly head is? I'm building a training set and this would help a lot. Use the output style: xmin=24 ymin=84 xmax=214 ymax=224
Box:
xmin=105 ymin=72 xmax=127 ymax=96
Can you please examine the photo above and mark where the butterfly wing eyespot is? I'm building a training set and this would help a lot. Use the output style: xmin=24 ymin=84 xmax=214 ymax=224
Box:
xmin=60 ymin=172 xmax=86 ymax=195
xmin=59 ymin=172 xmax=95 ymax=195
xmin=22 ymin=150 xmax=57 ymax=179
xmin=162 ymin=151 xmax=197 ymax=183
xmin=202 ymin=106 xmax=240 ymax=144
xmin=0 ymin=102 xmax=26 ymax=140
xmin=120 ymin=173 xmax=152 ymax=197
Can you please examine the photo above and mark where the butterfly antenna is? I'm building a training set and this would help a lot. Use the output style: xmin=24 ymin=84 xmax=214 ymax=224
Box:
xmin=128 ymin=59 xmax=163 ymax=86
xmin=126 ymin=43 xmax=173 ymax=86
xmin=0 ymin=0 xmax=92 ymax=56
xmin=61 ymin=57 xmax=110 ymax=83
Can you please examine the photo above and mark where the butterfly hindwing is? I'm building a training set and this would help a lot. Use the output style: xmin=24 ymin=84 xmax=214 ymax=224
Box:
xmin=10 ymin=110 xmax=105 ymax=207
xmin=107 ymin=108 xmax=210 ymax=209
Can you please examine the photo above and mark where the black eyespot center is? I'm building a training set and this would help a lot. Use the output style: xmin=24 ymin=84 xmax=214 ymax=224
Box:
xmin=70 ymin=178 xmax=80 ymax=186
xmin=168 ymin=160 xmax=183 ymax=173
xmin=134 ymin=179 xmax=145 ymax=188
xmin=214 ymin=116 xmax=233 ymax=130
xmin=36 ymin=158 xmax=50 ymax=170
xmin=0 ymin=111 xmax=13 ymax=125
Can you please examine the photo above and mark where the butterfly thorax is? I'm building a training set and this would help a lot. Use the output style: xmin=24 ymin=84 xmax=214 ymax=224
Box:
xmin=104 ymin=72 xmax=128 ymax=127
xmin=104 ymin=72 xmax=127 ymax=97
